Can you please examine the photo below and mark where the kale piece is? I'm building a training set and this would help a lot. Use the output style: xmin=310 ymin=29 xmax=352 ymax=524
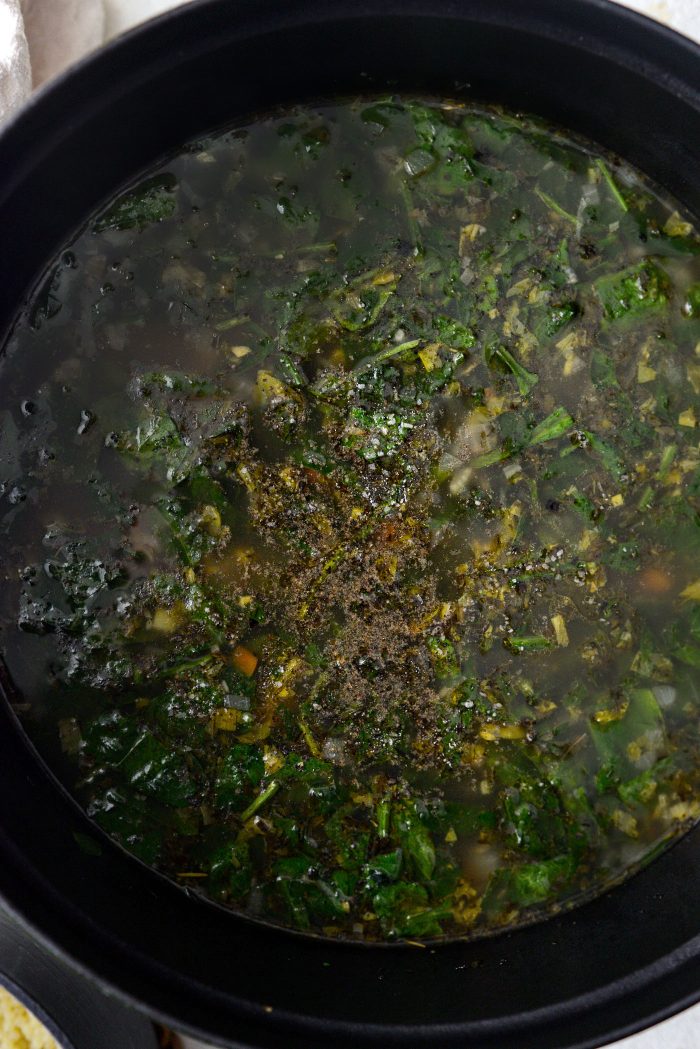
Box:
xmin=94 ymin=174 xmax=178 ymax=231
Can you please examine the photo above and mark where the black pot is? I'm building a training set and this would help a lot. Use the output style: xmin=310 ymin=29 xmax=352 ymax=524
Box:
xmin=1 ymin=2 xmax=700 ymax=1048
xmin=0 ymin=906 xmax=158 ymax=1049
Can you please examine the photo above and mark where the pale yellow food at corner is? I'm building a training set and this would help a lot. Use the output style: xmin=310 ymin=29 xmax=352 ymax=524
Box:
xmin=0 ymin=985 xmax=59 ymax=1049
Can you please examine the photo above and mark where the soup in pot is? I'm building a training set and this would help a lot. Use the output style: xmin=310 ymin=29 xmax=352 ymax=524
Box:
xmin=2 ymin=98 xmax=700 ymax=940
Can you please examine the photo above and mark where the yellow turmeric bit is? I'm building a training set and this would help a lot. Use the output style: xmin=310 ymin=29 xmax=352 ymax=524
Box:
xmin=211 ymin=709 xmax=241 ymax=733
xmin=551 ymin=614 xmax=569 ymax=647
xmin=149 ymin=606 xmax=182 ymax=634
xmin=418 ymin=342 xmax=442 ymax=372
xmin=479 ymin=723 xmax=527 ymax=741
xmin=681 ymin=579 xmax=700 ymax=601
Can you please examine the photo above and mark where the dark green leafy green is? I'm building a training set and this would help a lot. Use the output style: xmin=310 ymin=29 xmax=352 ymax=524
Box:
xmin=94 ymin=174 xmax=177 ymax=231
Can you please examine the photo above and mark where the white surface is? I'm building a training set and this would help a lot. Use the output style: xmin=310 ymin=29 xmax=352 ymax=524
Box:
xmin=617 ymin=0 xmax=700 ymax=40
xmin=2 ymin=1 xmax=700 ymax=1047
xmin=103 ymin=0 xmax=181 ymax=39
xmin=20 ymin=0 xmax=104 ymax=88
xmin=0 ymin=0 xmax=30 ymax=121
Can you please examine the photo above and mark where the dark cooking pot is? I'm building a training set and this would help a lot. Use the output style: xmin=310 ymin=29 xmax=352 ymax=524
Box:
xmin=1 ymin=2 xmax=700 ymax=1047
xmin=0 ymin=906 xmax=158 ymax=1049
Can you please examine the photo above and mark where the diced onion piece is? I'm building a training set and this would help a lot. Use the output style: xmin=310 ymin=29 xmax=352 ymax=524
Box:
xmin=664 ymin=211 xmax=694 ymax=237
xmin=150 ymin=607 xmax=181 ymax=634
xmin=199 ymin=504 xmax=222 ymax=535
xmin=459 ymin=224 xmax=486 ymax=254
xmin=449 ymin=465 xmax=473 ymax=495
xmin=563 ymin=352 xmax=585 ymax=377
xmin=652 ymin=685 xmax=677 ymax=709
xmin=418 ymin=343 xmax=442 ymax=372
xmin=550 ymin=614 xmax=569 ymax=647
xmin=687 ymin=363 xmax=700 ymax=395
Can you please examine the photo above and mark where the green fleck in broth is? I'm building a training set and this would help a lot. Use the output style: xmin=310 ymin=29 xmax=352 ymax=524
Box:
xmin=2 ymin=98 xmax=700 ymax=942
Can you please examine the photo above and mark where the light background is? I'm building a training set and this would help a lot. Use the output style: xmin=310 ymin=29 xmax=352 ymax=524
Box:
xmin=102 ymin=0 xmax=700 ymax=52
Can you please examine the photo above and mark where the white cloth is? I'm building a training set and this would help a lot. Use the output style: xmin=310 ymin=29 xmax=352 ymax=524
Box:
xmin=0 ymin=0 xmax=103 ymax=123
xmin=0 ymin=0 xmax=30 ymax=122
xmin=21 ymin=0 xmax=104 ymax=88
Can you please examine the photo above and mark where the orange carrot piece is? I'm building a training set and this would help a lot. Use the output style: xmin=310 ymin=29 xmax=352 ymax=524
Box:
xmin=639 ymin=567 xmax=673 ymax=594
xmin=231 ymin=644 xmax=258 ymax=677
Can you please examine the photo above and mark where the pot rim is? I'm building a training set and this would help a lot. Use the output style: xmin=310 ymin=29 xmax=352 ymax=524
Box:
xmin=2 ymin=3 xmax=700 ymax=1048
